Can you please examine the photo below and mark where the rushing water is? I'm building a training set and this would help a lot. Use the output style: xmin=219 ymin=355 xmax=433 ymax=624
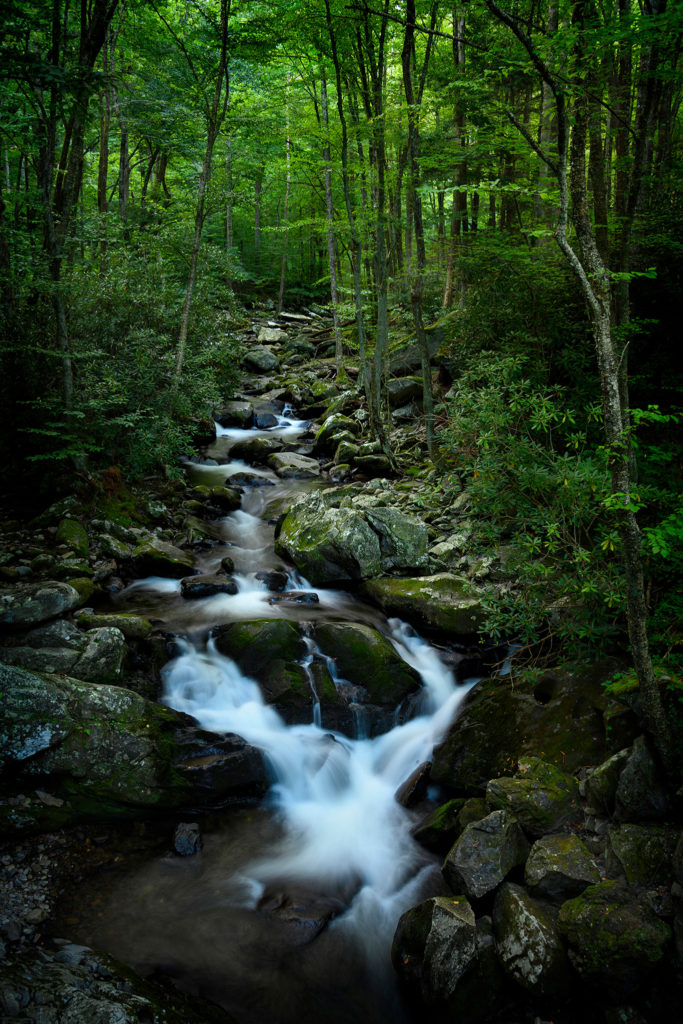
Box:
xmin=78 ymin=409 xmax=478 ymax=1023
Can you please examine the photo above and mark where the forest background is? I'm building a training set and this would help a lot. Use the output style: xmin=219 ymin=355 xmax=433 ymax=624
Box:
xmin=1 ymin=0 xmax=682 ymax=752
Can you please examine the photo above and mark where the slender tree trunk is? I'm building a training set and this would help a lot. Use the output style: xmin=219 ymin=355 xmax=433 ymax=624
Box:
xmin=278 ymin=75 xmax=291 ymax=315
xmin=320 ymin=69 xmax=344 ymax=376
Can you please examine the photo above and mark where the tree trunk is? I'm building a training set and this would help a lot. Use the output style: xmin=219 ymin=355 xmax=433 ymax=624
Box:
xmin=320 ymin=69 xmax=344 ymax=376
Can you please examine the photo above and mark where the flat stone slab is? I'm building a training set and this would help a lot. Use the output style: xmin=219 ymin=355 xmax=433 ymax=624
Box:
xmin=267 ymin=452 xmax=321 ymax=478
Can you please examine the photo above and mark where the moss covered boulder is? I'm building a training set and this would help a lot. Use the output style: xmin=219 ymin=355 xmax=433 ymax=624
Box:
xmin=74 ymin=611 xmax=153 ymax=640
xmin=524 ymin=834 xmax=600 ymax=901
xmin=605 ymin=823 xmax=679 ymax=885
xmin=558 ymin=881 xmax=672 ymax=994
xmin=486 ymin=757 xmax=581 ymax=838
xmin=56 ymin=518 xmax=89 ymax=557
xmin=0 ymin=661 xmax=189 ymax=824
xmin=312 ymin=620 xmax=421 ymax=706
xmin=442 ymin=810 xmax=529 ymax=900
xmin=431 ymin=663 xmax=629 ymax=794
xmin=412 ymin=798 xmax=468 ymax=854
xmin=190 ymin=484 xmax=242 ymax=512
xmin=130 ymin=537 xmax=195 ymax=579
xmin=275 ymin=494 xmax=382 ymax=583
xmin=315 ymin=413 xmax=361 ymax=450
xmin=360 ymin=574 xmax=484 ymax=637
xmin=0 ymin=581 xmax=81 ymax=629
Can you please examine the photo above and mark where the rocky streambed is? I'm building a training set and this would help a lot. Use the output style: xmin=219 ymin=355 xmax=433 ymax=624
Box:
xmin=1 ymin=312 xmax=682 ymax=1023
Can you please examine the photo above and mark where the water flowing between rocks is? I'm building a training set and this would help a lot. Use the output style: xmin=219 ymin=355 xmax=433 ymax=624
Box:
xmin=71 ymin=410 xmax=482 ymax=1024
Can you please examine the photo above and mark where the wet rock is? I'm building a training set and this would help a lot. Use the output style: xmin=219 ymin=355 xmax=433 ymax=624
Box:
xmin=392 ymin=896 xmax=503 ymax=1021
xmin=585 ymin=747 xmax=631 ymax=815
xmin=524 ymin=834 xmax=600 ymax=900
xmin=253 ymin=409 xmax=280 ymax=428
xmin=175 ymin=729 xmax=268 ymax=800
xmin=413 ymin=798 xmax=468 ymax=853
xmin=267 ymin=590 xmax=319 ymax=606
xmin=229 ymin=436 xmax=284 ymax=463
xmin=129 ymin=537 xmax=195 ymax=579
xmin=228 ymin=471 xmax=275 ymax=488
xmin=361 ymin=574 xmax=484 ymax=637
xmin=276 ymin=494 xmax=382 ymax=583
xmin=258 ymin=887 xmax=343 ymax=945
xmin=221 ymin=555 xmax=236 ymax=575
xmin=72 ymin=626 xmax=126 ymax=684
xmin=313 ymin=621 xmax=421 ymax=706
xmin=605 ymin=823 xmax=679 ymax=884
xmin=431 ymin=663 xmax=626 ymax=794
xmin=173 ymin=821 xmax=203 ymax=856
xmin=486 ymin=757 xmax=581 ymax=838
xmin=257 ymin=326 xmax=288 ymax=344
xmin=180 ymin=574 xmax=239 ymax=599
xmin=0 ymin=580 xmax=81 ymax=629
xmin=0 ymin=661 xmax=190 ymax=822
xmin=255 ymin=569 xmax=288 ymax=592
xmin=442 ymin=810 xmax=529 ymax=900
xmin=558 ymin=881 xmax=672 ymax=995
xmin=395 ymin=761 xmax=431 ymax=808
xmin=614 ymin=734 xmax=670 ymax=822
xmin=97 ymin=532 xmax=133 ymax=559
xmin=268 ymin=452 xmax=321 ymax=478
xmin=0 ymin=643 xmax=80 ymax=675
xmin=353 ymin=454 xmax=394 ymax=478
xmin=493 ymin=882 xmax=570 ymax=997
xmin=315 ymin=413 xmax=361 ymax=450
xmin=190 ymin=484 xmax=242 ymax=511
xmin=56 ymin=518 xmax=89 ymax=557
xmin=244 ymin=344 xmax=280 ymax=371
xmin=74 ymin=611 xmax=153 ymax=640
xmin=216 ymin=400 xmax=254 ymax=427
xmin=215 ymin=618 xmax=306 ymax=674
xmin=387 ymin=375 xmax=423 ymax=407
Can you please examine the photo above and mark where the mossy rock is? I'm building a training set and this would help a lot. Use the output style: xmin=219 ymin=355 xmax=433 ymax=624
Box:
xmin=493 ymin=882 xmax=570 ymax=997
xmin=275 ymin=494 xmax=382 ymax=584
xmin=312 ymin=620 xmax=421 ymax=706
xmin=130 ymin=537 xmax=195 ymax=578
xmin=75 ymin=611 xmax=153 ymax=640
xmin=413 ymin=797 xmax=467 ymax=853
xmin=190 ymin=485 xmax=242 ymax=511
xmin=360 ymin=574 xmax=484 ymax=638
xmin=214 ymin=619 xmax=306 ymax=676
xmin=315 ymin=413 xmax=361 ymax=449
xmin=486 ymin=757 xmax=581 ymax=838
xmin=0 ymin=581 xmax=81 ymax=629
xmin=56 ymin=518 xmax=89 ymax=557
xmin=431 ymin=663 xmax=631 ymax=795
xmin=524 ymin=834 xmax=600 ymax=901
xmin=65 ymin=577 xmax=99 ymax=605
xmin=558 ymin=881 xmax=672 ymax=994
xmin=605 ymin=823 xmax=679 ymax=885
xmin=442 ymin=810 xmax=530 ymax=901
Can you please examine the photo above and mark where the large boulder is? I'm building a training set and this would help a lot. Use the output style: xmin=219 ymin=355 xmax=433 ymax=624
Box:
xmin=0 ymin=622 xmax=126 ymax=685
xmin=442 ymin=810 xmax=529 ymax=900
xmin=275 ymin=495 xmax=382 ymax=583
xmin=392 ymin=896 xmax=503 ymax=1021
xmin=524 ymin=834 xmax=600 ymax=901
xmin=74 ymin=612 xmax=153 ymax=641
xmin=229 ymin=436 xmax=284 ymax=463
xmin=315 ymin=413 xmax=361 ymax=451
xmin=363 ymin=508 xmax=428 ymax=573
xmin=486 ymin=757 xmax=581 ymax=838
xmin=312 ymin=621 xmax=421 ymax=707
xmin=56 ymin=518 xmax=89 ymax=557
xmin=267 ymin=452 xmax=321 ymax=479
xmin=215 ymin=400 xmax=254 ymax=427
xmin=613 ymin=734 xmax=671 ymax=822
xmin=558 ymin=881 xmax=672 ymax=995
xmin=493 ymin=882 xmax=570 ymax=997
xmin=0 ymin=581 xmax=81 ymax=629
xmin=244 ymin=344 xmax=280 ymax=371
xmin=360 ymin=574 xmax=484 ymax=637
xmin=129 ymin=538 xmax=195 ymax=579
xmin=431 ymin=662 xmax=632 ymax=794
xmin=605 ymin=823 xmax=679 ymax=884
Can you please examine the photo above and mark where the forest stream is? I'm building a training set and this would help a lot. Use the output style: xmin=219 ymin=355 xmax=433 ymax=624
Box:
xmin=53 ymin=407 xmax=478 ymax=1024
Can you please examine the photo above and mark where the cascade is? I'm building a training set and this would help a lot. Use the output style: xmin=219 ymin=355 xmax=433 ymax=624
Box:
xmin=74 ymin=407 xmax=479 ymax=1023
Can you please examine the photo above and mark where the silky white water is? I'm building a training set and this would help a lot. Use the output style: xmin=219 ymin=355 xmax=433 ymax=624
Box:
xmin=162 ymin=625 xmax=474 ymax=952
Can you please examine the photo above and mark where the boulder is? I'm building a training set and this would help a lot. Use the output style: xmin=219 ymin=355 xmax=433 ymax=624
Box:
xmin=486 ymin=757 xmax=581 ymax=838
xmin=413 ymin=798 xmax=467 ymax=853
xmin=524 ymin=834 xmax=600 ymax=900
xmin=130 ymin=538 xmax=195 ymax=579
xmin=315 ymin=413 xmax=361 ymax=450
xmin=614 ymin=734 xmax=670 ymax=822
xmin=229 ymin=436 xmax=284 ymax=463
xmin=56 ymin=518 xmax=89 ymax=557
xmin=216 ymin=400 xmax=254 ymax=427
xmin=0 ymin=661 xmax=190 ymax=822
xmin=392 ymin=897 xmax=503 ymax=1021
xmin=363 ymin=508 xmax=429 ymax=573
xmin=584 ymin=747 xmax=631 ymax=815
xmin=361 ymin=574 xmax=484 ymax=637
xmin=267 ymin=452 xmax=321 ymax=479
xmin=275 ymin=495 xmax=382 ymax=583
xmin=605 ymin=823 xmax=679 ymax=885
xmin=431 ymin=663 xmax=628 ymax=794
xmin=353 ymin=454 xmax=394 ymax=478
xmin=312 ymin=621 xmax=421 ymax=706
xmin=493 ymin=882 xmax=570 ymax=997
xmin=387 ymin=375 xmax=423 ymax=408
xmin=558 ymin=881 xmax=672 ymax=995
xmin=257 ymin=326 xmax=288 ymax=344
xmin=190 ymin=484 xmax=242 ymax=511
xmin=71 ymin=626 xmax=126 ymax=685
xmin=244 ymin=344 xmax=280 ymax=371
xmin=74 ymin=612 xmax=153 ymax=641
xmin=173 ymin=821 xmax=202 ymax=856
xmin=0 ymin=581 xmax=81 ymax=629
xmin=442 ymin=810 xmax=529 ymax=900
xmin=173 ymin=728 xmax=268 ymax=801
xmin=180 ymin=575 xmax=239 ymax=599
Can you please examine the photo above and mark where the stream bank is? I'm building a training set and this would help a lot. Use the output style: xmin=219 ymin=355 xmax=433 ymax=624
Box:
xmin=1 ymin=310 xmax=682 ymax=1023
